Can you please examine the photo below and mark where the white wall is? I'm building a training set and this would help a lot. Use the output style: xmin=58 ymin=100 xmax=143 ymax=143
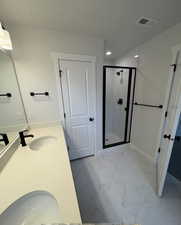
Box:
xmin=9 ymin=25 xmax=104 ymax=152
xmin=104 ymin=58 xmax=114 ymax=65
xmin=115 ymin=22 xmax=181 ymax=161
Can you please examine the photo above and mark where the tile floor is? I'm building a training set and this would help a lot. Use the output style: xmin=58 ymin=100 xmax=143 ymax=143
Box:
xmin=71 ymin=147 xmax=181 ymax=225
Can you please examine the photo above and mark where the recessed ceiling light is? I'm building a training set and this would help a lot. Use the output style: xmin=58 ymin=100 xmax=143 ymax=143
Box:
xmin=106 ymin=51 xmax=112 ymax=56
xmin=134 ymin=55 xmax=139 ymax=58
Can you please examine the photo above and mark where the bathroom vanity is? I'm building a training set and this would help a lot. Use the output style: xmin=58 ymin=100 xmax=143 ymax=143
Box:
xmin=0 ymin=48 xmax=81 ymax=224
xmin=0 ymin=126 xmax=81 ymax=224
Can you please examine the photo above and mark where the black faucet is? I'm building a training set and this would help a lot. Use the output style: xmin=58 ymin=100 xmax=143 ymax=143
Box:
xmin=0 ymin=133 xmax=9 ymax=145
xmin=19 ymin=130 xmax=34 ymax=147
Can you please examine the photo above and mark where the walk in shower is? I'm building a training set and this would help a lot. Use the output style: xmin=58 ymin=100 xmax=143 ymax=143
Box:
xmin=103 ymin=66 xmax=136 ymax=148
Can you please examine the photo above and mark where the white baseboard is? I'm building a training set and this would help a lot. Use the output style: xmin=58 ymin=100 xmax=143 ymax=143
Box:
xmin=130 ymin=143 xmax=155 ymax=164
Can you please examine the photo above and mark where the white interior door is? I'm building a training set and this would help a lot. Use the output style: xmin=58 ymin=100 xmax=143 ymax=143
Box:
xmin=60 ymin=58 xmax=96 ymax=160
xmin=157 ymin=46 xmax=181 ymax=196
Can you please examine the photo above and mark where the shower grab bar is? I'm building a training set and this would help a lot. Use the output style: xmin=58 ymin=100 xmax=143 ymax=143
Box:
xmin=30 ymin=92 xmax=49 ymax=96
xmin=134 ymin=102 xmax=163 ymax=109
xmin=0 ymin=93 xmax=12 ymax=97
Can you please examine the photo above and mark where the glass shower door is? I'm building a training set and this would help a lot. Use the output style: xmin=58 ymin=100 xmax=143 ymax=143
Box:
xmin=103 ymin=66 xmax=136 ymax=148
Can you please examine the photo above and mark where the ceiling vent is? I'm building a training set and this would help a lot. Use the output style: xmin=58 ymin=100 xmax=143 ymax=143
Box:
xmin=136 ymin=17 xmax=157 ymax=27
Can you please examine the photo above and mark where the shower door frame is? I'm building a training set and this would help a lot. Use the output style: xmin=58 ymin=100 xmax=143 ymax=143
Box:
xmin=103 ymin=65 xmax=136 ymax=149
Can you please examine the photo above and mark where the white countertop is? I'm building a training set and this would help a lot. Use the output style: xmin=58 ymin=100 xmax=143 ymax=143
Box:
xmin=0 ymin=126 xmax=81 ymax=224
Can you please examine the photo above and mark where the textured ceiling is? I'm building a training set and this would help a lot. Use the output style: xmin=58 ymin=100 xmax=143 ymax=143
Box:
xmin=1 ymin=0 xmax=181 ymax=59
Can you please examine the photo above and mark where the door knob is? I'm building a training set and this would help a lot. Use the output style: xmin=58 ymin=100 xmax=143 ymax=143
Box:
xmin=163 ymin=134 xmax=174 ymax=141
xmin=89 ymin=117 xmax=94 ymax=122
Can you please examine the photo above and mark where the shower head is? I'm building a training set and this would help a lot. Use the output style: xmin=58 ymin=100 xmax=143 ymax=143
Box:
xmin=116 ymin=70 xmax=124 ymax=76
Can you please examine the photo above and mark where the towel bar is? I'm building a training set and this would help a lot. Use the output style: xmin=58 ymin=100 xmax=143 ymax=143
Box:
xmin=134 ymin=102 xmax=163 ymax=109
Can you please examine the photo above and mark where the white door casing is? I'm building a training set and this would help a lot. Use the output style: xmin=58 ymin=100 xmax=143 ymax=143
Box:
xmin=157 ymin=45 xmax=181 ymax=196
xmin=55 ymin=54 xmax=96 ymax=160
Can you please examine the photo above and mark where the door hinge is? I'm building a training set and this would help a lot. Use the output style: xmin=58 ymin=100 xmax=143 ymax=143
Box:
xmin=158 ymin=148 xmax=161 ymax=153
xmin=171 ymin=63 xmax=177 ymax=72
xmin=165 ymin=111 xmax=168 ymax=118
xmin=59 ymin=70 xmax=62 ymax=77
xmin=64 ymin=113 xmax=66 ymax=118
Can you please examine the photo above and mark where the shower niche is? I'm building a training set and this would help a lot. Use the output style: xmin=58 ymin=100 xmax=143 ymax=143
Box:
xmin=103 ymin=66 xmax=136 ymax=148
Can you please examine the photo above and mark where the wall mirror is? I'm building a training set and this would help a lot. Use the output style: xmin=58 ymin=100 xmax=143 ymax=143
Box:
xmin=103 ymin=66 xmax=136 ymax=148
xmin=0 ymin=50 xmax=27 ymax=153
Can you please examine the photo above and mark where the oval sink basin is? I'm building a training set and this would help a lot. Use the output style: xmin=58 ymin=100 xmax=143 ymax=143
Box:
xmin=29 ymin=136 xmax=57 ymax=151
xmin=0 ymin=191 xmax=61 ymax=225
